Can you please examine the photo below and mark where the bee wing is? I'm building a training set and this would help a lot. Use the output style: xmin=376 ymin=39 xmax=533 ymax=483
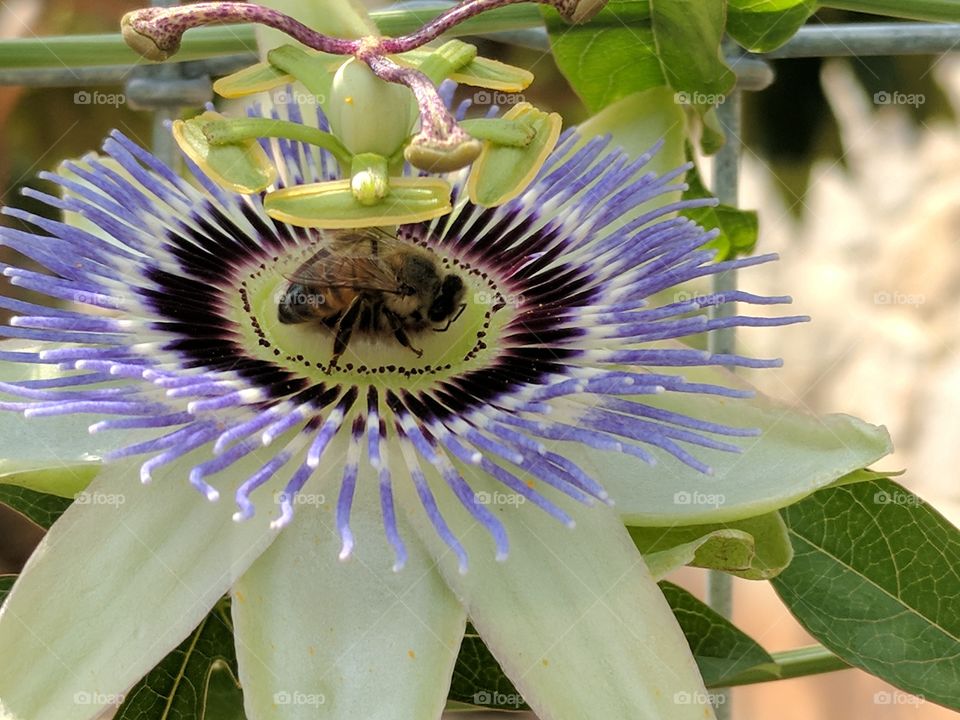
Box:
xmin=327 ymin=227 xmax=415 ymax=258
xmin=284 ymin=248 xmax=403 ymax=294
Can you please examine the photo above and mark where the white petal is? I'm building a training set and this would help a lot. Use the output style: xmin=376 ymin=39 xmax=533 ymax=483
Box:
xmin=582 ymin=365 xmax=892 ymax=524
xmin=576 ymin=87 xmax=687 ymax=176
xmin=398 ymin=468 xmax=716 ymax=720
xmin=0 ymin=455 xmax=282 ymax=720
xmin=232 ymin=463 xmax=465 ymax=720
xmin=0 ymin=342 xmax=141 ymax=494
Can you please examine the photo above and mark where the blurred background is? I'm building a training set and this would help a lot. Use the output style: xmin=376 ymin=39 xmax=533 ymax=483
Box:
xmin=0 ymin=2 xmax=958 ymax=719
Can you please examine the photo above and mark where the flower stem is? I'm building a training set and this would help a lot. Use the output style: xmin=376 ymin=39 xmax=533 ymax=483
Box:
xmin=362 ymin=53 xmax=480 ymax=171
xmin=123 ymin=2 xmax=358 ymax=61
xmin=712 ymin=645 xmax=851 ymax=689
xmin=373 ymin=2 xmax=548 ymax=37
xmin=377 ymin=0 xmax=600 ymax=54
xmin=822 ymin=0 xmax=960 ymax=21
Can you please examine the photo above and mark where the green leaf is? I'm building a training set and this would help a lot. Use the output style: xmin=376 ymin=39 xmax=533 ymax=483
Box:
xmin=115 ymin=602 xmax=245 ymax=720
xmin=450 ymin=625 xmax=529 ymax=710
xmin=649 ymin=0 xmax=734 ymax=155
xmin=660 ymin=581 xmax=774 ymax=687
xmin=726 ymin=0 xmax=816 ymax=53
xmin=772 ymin=479 xmax=960 ymax=710
xmin=650 ymin=0 xmax=734 ymax=100
xmin=821 ymin=0 xmax=960 ymax=22
xmin=543 ymin=0 xmax=664 ymax=113
xmin=0 ymin=575 xmax=15 ymax=607
xmin=0 ymin=484 xmax=72 ymax=529
xmin=681 ymin=145 xmax=758 ymax=260
xmin=203 ymin=665 xmax=247 ymax=720
xmin=826 ymin=467 xmax=903 ymax=489
xmin=631 ymin=511 xmax=793 ymax=580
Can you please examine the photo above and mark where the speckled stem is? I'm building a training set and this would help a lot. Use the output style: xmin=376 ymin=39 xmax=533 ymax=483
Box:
xmin=377 ymin=0 xmax=600 ymax=53
xmin=363 ymin=53 xmax=468 ymax=148
xmin=123 ymin=2 xmax=358 ymax=60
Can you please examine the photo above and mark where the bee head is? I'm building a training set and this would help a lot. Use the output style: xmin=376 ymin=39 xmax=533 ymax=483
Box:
xmin=429 ymin=274 xmax=465 ymax=322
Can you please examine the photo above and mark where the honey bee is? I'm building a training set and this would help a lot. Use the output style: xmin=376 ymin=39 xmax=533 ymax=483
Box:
xmin=277 ymin=229 xmax=467 ymax=365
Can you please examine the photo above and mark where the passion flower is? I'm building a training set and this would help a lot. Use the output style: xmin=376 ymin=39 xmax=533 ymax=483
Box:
xmin=0 ymin=99 xmax=828 ymax=720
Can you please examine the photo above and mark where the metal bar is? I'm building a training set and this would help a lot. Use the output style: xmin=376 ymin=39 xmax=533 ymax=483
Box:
xmin=706 ymin=62 xmax=743 ymax=720
xmin=0 ymin=54 xmax=775 ymax=92
xmin=766 ymin=22 xmax=960 ymax=58
xmin=0 ymin=20 xmax=958 ymax=80
xmin=149 ymin=0 xmax=182 ymax=170
xmin=0 ymin=55 xmax=251 ymax=87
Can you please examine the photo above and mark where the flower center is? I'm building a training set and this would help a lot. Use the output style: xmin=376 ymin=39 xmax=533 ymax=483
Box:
xmin=230 ymin=236 xmax=515 ymax=391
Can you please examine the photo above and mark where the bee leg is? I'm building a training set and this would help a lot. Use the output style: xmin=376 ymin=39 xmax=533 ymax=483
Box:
xmin=330 ymin=296 xmax=364 ymax=366
xmin=384 ymin=309 xmax=423 ymax=358
xmin=433 ymin=303 xmax=467 ymax=333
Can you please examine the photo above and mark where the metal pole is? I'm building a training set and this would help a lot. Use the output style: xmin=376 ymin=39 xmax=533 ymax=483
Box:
xmin=150 ymin=0 xmax=181 ymax=168
xmin=767 ymin=22 xmax=960 ymax=58
xmin=707 ymin=77 xmax=742 ymax=720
